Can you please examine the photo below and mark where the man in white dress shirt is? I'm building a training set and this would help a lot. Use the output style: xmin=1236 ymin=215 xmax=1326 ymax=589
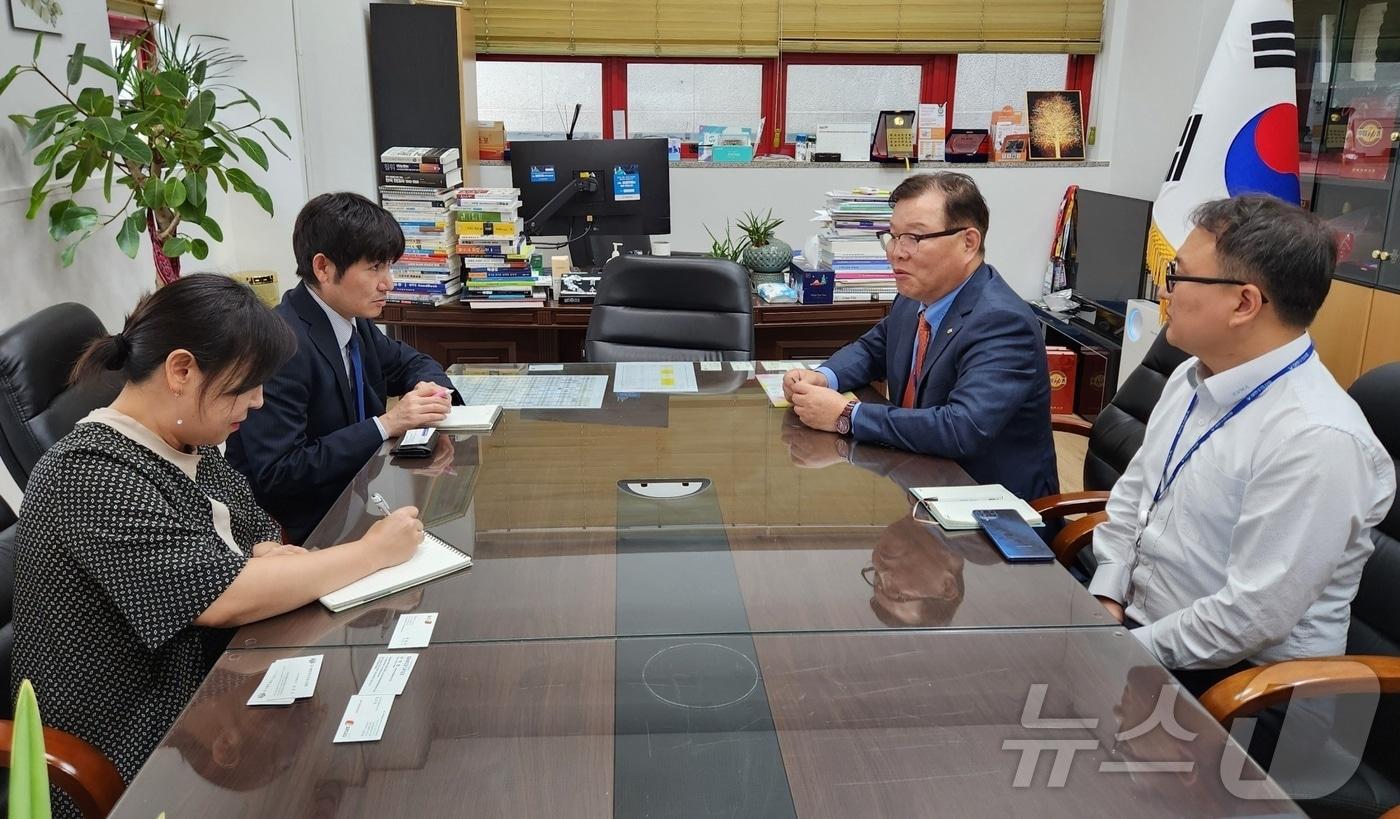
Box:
xmin=1089 ymin=194 xmax=1395 ymax=694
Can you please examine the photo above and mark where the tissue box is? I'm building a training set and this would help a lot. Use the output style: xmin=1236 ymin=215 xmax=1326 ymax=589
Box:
xmin=711 ymin=144 xmax=754 ymax=163
xmin=788 ymin=257 xmax=834 ymax=304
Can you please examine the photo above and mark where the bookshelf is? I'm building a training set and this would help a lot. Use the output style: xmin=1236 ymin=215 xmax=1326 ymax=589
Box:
xmin=368 ymin=2 xmax=481 ymax=187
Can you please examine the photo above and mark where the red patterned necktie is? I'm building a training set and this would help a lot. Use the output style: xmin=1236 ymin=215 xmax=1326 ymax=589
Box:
xmin=901 ymin=313 xmax=931 ymax=409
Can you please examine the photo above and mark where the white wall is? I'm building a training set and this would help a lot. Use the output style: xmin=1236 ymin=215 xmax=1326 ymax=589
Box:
xmin=1094 ymin=0 xmax=1233 ymax=200
xmin=0 ymin=0 xmax=152 ymax=330
xmin=0 ymin=0 xmax=156 ymax=509
xmin=479 ymin=162 xmax=1111 ymax=298
xmin=161 ymin=0 xmax=311 ymax=286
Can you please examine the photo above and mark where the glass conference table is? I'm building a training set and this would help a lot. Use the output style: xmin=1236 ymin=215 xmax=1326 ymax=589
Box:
xmin=110 ymin=363 xmax=1298 ymax=817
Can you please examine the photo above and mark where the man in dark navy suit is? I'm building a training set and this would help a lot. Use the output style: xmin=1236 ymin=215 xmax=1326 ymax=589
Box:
xmin=228 ymin=192 xmax=458 ymax=543
xmin=784 ymin=173 xmax=1058 ymax=501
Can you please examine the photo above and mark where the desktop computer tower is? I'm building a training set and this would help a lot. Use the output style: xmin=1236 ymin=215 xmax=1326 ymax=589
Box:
xmin=1118 ymin=298 xmax=1163 ymax=389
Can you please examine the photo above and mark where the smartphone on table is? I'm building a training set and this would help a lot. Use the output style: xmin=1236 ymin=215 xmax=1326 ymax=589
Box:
xmin=973 ymin=508 xmax=1055 ymax=563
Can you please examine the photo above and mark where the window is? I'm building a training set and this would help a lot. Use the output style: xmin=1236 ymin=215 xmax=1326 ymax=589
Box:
xmin=784 ymin=64 xmax=921 ymax=138
xmin=952 ymin=53 xmax=1069 ymax=129
xmin=476 ymin=60 xmax=605 ymax=141
xmin=626 ymin=63 xmax=763 ymax=139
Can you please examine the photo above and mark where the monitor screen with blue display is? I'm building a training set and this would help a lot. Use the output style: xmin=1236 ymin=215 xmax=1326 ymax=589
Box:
xmin=510 ymin=138 xmax=671 ymax=269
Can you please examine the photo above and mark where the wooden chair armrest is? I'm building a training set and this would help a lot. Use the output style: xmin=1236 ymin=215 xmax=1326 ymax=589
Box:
xmin=0 ymin=720 xmax=126 ymax=819
xmin=1049 ymin=510 xmax=1108 ymax=567
xmin=1030 ymin=490 xmax=1111 ymax=518
xmin=1381 ymin=804 xmax=1400 ymax=819
xmin=1052 ymin=414 xmax=1094 ymax=436
xmin=1200 ymin=655 xmax=1400 ymax=725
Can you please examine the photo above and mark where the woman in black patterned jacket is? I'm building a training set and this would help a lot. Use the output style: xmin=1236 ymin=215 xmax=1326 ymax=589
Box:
xmin=10 ymin=274 xmax=424 ymax=809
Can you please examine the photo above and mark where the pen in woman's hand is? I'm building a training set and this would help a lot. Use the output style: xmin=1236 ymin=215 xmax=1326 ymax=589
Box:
xmin=370 ymin=492 xmax=392 ymax=516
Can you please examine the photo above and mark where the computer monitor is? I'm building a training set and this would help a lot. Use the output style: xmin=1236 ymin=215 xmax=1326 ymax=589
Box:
xmin=1070 ymin=189 xmax=1153 ymax=315
xmin=510 ymin=138 xmax=671 ymax=270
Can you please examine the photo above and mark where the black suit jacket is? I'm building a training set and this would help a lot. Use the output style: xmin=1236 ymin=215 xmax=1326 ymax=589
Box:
xmin=227 ymin=282 xmax=457 ymax=543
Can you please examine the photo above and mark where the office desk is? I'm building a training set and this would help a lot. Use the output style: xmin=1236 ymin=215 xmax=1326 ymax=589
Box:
xmin=112 ymin=630 xmax=1297 ymax=818
xmin=110 ymin=363 xmax=1297 ymax=817
xmin=232 ymin=363 xmax=1108 ymax=651
xmin=378 ymin=299 xmax=892 ymax=365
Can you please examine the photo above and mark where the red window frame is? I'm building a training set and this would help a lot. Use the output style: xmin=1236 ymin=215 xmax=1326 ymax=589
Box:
xmin=477 ymin=53 xmax=1093 ymax=151
xmin=107 ymin=13 xmax=156 ymax=69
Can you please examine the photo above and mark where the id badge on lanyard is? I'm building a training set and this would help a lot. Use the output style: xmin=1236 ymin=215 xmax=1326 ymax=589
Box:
xmin=1126 ymin=343 xmax=1314 ymax=600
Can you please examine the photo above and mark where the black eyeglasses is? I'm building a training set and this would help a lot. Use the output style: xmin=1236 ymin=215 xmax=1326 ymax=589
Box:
xmin=1163 ymin=259 xmax=1269 ymax=303
xmin=875 ymin=226 xmax=969 ymax=252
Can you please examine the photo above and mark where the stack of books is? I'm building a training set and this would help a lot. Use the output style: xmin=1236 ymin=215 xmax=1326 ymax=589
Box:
xmin=379 ymin=148 xmax=464 ymax=306
xmin=815 ymin=188 xmax=897 ymax=302
xmin=454 ymin=188 xmax=543 ymax=308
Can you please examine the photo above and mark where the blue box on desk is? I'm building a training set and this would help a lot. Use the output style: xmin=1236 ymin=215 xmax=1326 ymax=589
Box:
xmin=788 ymin=257 xmax=834 ymax=304
xmin=711 ymin=144 xmax=754 ymax=163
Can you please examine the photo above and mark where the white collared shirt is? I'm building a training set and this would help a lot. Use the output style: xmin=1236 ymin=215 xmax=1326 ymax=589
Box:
xmin=1089 ymin=333 xmax=1396 ymax=669
xmin=305 ymin=285 xmax=389 ymax=441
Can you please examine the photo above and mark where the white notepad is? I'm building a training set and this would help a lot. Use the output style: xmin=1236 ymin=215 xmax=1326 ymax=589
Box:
xmin=318 ymin=533 xmax=472 ymax=612
xmin=908 ymin=484 xmax=1044 ymax=530
xmin=435 ymin=404 xmax=502 ymax=431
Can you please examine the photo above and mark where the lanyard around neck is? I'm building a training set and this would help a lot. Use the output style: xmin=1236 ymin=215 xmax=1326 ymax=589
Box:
xmin=1152 ymin=343 xmax=1315 ymax=508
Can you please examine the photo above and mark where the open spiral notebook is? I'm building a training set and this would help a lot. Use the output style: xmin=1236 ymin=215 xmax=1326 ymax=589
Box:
xmin=318 ymin=533 xmax=472 ymax=612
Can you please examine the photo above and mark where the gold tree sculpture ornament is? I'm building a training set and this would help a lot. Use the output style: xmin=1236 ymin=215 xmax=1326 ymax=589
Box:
xmin=1029 ymin=92 xmax=1083 ymax=160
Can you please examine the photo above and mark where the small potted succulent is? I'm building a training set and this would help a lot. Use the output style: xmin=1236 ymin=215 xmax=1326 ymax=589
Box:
xmin=737 ymin=209 xmax=791 ymax=285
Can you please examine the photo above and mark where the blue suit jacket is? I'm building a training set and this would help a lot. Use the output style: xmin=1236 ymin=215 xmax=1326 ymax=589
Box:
xmin=227 ymin=282 xmax=458 ymax=543
xmin=823 ymin=263 xmax=1058 ymax=501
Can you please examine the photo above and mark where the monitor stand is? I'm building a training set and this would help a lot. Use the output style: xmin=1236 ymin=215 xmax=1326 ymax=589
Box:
xmin=571 ymin=232 xmax=653 ymax=272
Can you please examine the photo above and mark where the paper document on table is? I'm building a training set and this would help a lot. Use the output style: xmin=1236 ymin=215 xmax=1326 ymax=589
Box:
xmin=612 ymin=362 xmax=698 ymax=393
xmin=755 ymin=373 xmax=854 ymax=408
xmin=447 ymin=374 xmax=607 ymax=409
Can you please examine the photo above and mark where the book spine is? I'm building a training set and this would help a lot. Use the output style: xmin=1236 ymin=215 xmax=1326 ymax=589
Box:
xmin=382 ymin=162 xmax=458 ymax=173
xmin=453 ymin=210 xmax=513 ymax=222
xmin=382 ymin=171 xmax=460 ymax=186
xmin=457 ymin=221 xmax=518 ymax=236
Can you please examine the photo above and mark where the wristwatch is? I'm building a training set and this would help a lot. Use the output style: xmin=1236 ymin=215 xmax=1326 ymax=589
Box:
xmin=835 ymin=400 xmax=858 ymax=435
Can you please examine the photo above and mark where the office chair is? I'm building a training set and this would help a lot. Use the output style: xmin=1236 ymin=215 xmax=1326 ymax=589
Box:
xmin=584 ymin=255 xmax=754 ymax=362
xmin=0 ymin=304 xmax=121 ymax=490
xmin=0 ymin=717 xmax=126 ymax=818
xmin=0 ymin=497 xmax=13 ymax=719
xmin=1196 ymin=361 xmax=1400 ymax=818
xmin=1029 ymin=332 xmax=1189 ymax=568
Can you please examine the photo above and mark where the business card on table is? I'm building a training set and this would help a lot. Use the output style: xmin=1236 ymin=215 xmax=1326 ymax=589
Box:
xmin=529 ymin=363 xmax=564 ymax=372
xmin=388 ymin=612 xmax=438 ymax=649
xmin=332 ymin=694 xmax=395 ymax=743
xmin=247 ymin=655 xmax=323 ymax=706
xmin=359 ymin=653 xmax=418 ymax=697
xmin=730 ymin=361 xmax=755 ymax=373
xmin=699 ymin=361 xmax=723 ymax=371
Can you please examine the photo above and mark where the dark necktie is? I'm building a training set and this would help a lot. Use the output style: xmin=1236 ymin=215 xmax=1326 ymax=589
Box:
xmin=900 ymin=312 xmax=931 ymax=409
xmin=347 ymin=332 xmax=366 ymax=423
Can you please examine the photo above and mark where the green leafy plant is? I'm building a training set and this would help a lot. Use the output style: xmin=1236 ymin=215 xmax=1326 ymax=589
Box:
xmin=704 ymin=219 xmax=750 ymax=263
xmin=9 ymin=679 xmax=51 ymax=818
xmin=0 ymin=26 xmax=288 ymax=283
xmin=735 ymin=209 xmax=784 ymax=248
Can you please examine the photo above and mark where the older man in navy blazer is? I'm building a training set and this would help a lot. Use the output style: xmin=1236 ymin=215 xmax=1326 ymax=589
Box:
xmin=228 ymin=193 xmax=459 ymax=543
xmin=784 ymin=173 xmax=1057 ymax=501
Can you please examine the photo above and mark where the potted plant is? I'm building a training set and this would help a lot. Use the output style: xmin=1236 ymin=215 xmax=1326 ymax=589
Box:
xmin=737 ymin=209 xmax=791 ymax=284
xmin=704 ymin=219 xmax=750 ymax=263
xmin=0 ymin=27 xmax=287 ymax=284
